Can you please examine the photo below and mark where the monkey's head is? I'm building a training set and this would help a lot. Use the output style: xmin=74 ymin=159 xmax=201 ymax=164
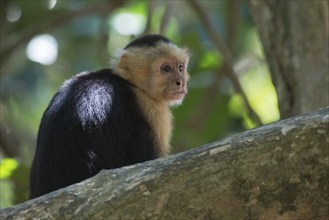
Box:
xmin=114 ymin=35 xmax=190 ymax=106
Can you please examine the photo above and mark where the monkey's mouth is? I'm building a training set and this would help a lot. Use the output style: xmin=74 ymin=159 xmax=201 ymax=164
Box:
xmin=166 ymin=91 xmax=186 ymax=101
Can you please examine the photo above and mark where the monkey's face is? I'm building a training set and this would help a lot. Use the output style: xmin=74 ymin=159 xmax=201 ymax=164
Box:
xmin=147 ymin=57 xmax=189 ymax=106
xmin=115 ymin=42 xmax=190 ymax=106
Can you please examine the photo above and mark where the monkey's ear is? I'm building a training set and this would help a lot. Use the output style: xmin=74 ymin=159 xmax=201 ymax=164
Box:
xmin=117 ymin=53 xmax=129 ymax=71
xmin=112 ymin=50 xmax=132 ymax=80
xmin=111 ymin=49 xmax=125 ymax=69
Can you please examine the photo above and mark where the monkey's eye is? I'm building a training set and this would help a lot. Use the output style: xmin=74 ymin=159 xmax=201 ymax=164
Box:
xmin=178 ymin=64 xmax=184 ymax=72
xmin=161 ymin=64 xmax=173 ymax=73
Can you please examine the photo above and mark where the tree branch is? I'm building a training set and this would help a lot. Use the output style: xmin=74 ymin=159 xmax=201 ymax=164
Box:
xmin=249 ymin=0 xmax=329 ymax=118
xmin=1 ymin=107 xmax=328 ymax=219
xmin=187 ymin=0 xmax=263 ymax=126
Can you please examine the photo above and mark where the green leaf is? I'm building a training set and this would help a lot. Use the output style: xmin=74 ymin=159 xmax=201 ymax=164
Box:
xmin=0 ymin=158 xmax=19 ymax=179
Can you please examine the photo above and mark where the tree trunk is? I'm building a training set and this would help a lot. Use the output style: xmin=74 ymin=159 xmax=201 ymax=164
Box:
xmin=249 ymin=0 xmax=329 ymax=118
xmin=1 ymin=107 xmax=328 ymax=219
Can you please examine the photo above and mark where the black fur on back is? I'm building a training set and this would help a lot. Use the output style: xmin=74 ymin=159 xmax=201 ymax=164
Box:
xmin=124 ymin=34 xmax=171 ymax=49
xmin=29 ymin=69 xmax=159 ymax=198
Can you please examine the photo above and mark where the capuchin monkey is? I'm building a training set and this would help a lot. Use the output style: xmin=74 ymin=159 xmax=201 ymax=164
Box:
xmin=29 ymin=35 xmax=190 ymax=199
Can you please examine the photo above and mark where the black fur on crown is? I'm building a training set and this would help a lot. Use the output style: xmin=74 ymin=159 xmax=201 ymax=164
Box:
xmin=124 ymin=34 xmax=172 ymax=49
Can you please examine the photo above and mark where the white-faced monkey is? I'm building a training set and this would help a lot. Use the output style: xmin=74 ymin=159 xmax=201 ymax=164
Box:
xmin=29 ymin=35 xmax=190 ymax=198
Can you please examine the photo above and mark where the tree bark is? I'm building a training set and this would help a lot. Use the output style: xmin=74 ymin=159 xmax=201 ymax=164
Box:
xmin=1 ymin=107 xmax=328 ymax=219
xmin=249 ymin=0 xmax=329 ymax=118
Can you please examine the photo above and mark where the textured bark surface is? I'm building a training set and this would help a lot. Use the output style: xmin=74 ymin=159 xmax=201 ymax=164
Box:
xmin=249 ymin=0 xmax=329 ymax=118
xmin=0 ymin=107 xmax=328 ymax=219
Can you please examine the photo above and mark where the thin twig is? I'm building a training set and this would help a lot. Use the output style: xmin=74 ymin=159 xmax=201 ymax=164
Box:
xmin=159 ymin=1 xmax=173 ymax=35
xmin=187 ymin=0 xmax=263 ymax=126
xmin=143 ymin=0 xmax=156 ymax=34
xmin=227 ymin=0 xmax=240 ymax=50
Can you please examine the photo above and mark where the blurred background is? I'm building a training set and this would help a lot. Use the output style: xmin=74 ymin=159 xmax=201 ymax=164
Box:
xmin=0 ymin=0 xmax=279 ymax=208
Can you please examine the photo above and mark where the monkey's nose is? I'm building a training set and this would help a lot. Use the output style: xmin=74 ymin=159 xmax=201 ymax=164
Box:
xmin=175 ymin=80 xmax=184 ymax=87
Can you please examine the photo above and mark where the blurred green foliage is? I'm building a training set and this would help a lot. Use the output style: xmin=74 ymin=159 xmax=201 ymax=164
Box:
xmin=0 ymin=0 xmax=279 ymax=208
